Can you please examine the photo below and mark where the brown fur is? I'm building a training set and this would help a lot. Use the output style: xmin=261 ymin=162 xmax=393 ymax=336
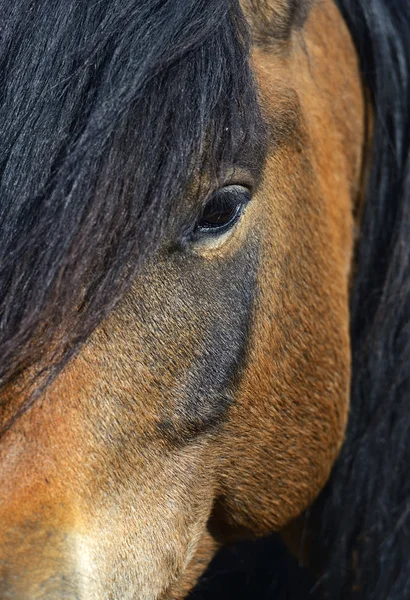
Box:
xmin=209 ymin=0 xmax=364 ymax=535
xmin=0 ymin=1 xmax=366 ymax=598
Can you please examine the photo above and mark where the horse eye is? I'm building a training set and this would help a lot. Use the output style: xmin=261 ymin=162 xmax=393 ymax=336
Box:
xmin=195 ymin=185 xmax=251 ymax=236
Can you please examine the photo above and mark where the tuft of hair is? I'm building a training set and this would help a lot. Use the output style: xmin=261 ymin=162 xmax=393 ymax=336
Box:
xmin=244 ymin=0 xmax=314 ymax=44
xmin=0 ymin=0 xmax=264 ymax=425
xmin=312 ymin=1 xmax=410 ymax=598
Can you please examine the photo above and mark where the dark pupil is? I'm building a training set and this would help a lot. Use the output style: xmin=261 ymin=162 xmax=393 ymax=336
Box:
xmin=197 ymin=188 xmax=249 ymax=233
xmin=201 ymin=199 xmax=238 ymax=227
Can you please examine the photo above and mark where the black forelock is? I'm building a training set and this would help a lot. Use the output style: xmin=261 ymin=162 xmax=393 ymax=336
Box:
xmin=0 ymin=0 xmax=265 ymax=420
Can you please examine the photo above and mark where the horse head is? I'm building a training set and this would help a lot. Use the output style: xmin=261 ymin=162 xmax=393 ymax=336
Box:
xmin=0 ymin=0 xmax=372 ymax=598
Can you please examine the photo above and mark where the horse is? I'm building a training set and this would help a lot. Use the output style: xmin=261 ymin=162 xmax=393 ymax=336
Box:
xmin=0 ymin=0 xmax=409 ymax=598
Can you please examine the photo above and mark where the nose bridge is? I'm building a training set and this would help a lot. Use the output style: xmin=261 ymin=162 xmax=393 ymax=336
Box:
xmin=0 ymin=473 xmax=82 ymax=599
xmin=0 ymin=435 xmax=83 ymax=599
xmin=0 ymin=519 xmax=80 ymax=599
xmin=0 ymin=375 xmax=94 ymax=599
xmin=0 ymin=332 xmax=149 ymax=598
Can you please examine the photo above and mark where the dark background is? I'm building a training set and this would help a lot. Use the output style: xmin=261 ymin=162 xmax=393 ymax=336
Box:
xmin=188 ymin=534 xmax=314 ymax=600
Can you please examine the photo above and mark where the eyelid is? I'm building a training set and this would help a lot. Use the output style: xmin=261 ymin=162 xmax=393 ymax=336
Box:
xmin=216 ymin=167 xmax=256 ymax=195
xmin=220 ymin=184 xmax=252 ymax=195
xmin=201 ymin=184 xmax=252 ymax=209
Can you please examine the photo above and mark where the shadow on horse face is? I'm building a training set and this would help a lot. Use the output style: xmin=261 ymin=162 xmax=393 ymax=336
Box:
xmin=0 ymin=0 xmax=365 ymax=598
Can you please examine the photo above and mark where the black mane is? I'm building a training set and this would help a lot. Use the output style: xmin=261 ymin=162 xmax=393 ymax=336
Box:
xmin=314 ymin=0 xmax=410 ymax=597
xmin=0 ymin=0 xmax=263 ymax=418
